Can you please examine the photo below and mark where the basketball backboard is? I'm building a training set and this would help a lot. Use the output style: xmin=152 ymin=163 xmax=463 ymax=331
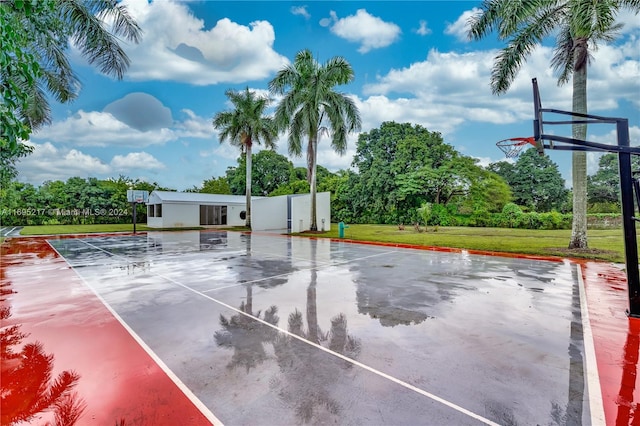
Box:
xmin=127 ymin=190 xmax=149 ymax=204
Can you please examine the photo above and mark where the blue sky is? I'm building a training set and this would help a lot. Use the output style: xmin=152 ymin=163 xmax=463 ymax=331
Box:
xmin=20 ymin=0 xmax=640 ymax=190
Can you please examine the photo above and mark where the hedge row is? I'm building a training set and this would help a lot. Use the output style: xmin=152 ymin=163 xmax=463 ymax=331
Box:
xmin=424 ymin=203 xmax=621 ymax=230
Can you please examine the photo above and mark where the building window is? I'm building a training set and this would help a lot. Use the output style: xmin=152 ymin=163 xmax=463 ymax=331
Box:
xmin=156 ymin=204 xmax=162 ymax=218
xmin=148 ymin=204 xmax=155 ymax=218
xmin=200 ymin=205 xmax=227 ymax=225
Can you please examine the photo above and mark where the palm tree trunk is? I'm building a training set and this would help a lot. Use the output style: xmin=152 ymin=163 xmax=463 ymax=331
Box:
xmin=307 ymin=139 xmax=314 ymax=184
xmin=309 ymin=136 xmax=318 ymax=231
xmin=245 ymin=144 xmax=252 ymax=229
xmin=245 ymin=284 xmax=253 ymax=315
xmin=569 ymin=49 xmax=588 ymax=249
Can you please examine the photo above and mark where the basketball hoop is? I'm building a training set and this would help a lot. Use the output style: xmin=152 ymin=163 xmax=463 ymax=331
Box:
xmin=496 ymin=137 xmax=536 ymax=158
xmin=127 ymin=189 xmax=149 ymax=204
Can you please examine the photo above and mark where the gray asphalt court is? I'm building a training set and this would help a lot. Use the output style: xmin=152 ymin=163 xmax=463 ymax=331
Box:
xmin=48 ymin=230 xmax=596 ymax=425
xmin=0 ymin=226 xmax=22 ymax=237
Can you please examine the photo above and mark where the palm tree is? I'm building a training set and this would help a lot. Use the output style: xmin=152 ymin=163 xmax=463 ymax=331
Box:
xmin=212 ymin=88 xmax=277 ymax=229
xmin=269 ymin=49 xmax=361 ymax=231
xmin=468 ymin=0 xmax=639 ymax=249
xmin=1 ymin=0 xmax=142 ymax=142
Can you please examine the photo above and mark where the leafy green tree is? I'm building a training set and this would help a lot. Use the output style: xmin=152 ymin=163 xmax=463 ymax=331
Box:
xmin=588 ymin=153 xmax=620 ymax=204
xmin=493 ymin=148 xmax=568 ymax=212
xmin=225 ymin=150 xmax=293 ymax=196
xmin=213 ymin=87 xmax=278 ymax=228
xmin=1 ymin=175 xmax=165 ymax=226
xmin=186 ymin=176 xmax=232 ymax=194
xmin=468 ymin=0 xmax=640 ymax=248
xmin=460 ymin=169 xmax=512 ymax=214
xmin=201 ymin=176 xmax=232 ymax=194
xmin=487 ymin=161 xmax=516 ymax=185
xmin=317 ymin=170 xmax=352 ymax=222
xmin=269 ymin=180 xmax=310 ymax=197
xmin=587 ymin=153 xmax=640 ymax=208
xmin=353 ymin=122 xmax=475 ymax=224
xmin=0 ymin=141 xmax=33 ymax=205
xmin=417 ymin=202 xmax=432 ymax=230
xmin=1 ymin=0 xmax=141 ymax=148
xmin=269 ymin=49 xmax=361 ymax=231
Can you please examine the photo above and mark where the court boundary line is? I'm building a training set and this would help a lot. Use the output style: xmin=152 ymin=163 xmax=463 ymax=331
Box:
xmin=203 ymin=249 xmax=396 ymax=293
xmin=71 ymin=238 xmax=500 ymax=426
xmin=47 ymin=240 xmax=224 ymax=426
xmin=576 ymin=264 xmax=606 ymax=424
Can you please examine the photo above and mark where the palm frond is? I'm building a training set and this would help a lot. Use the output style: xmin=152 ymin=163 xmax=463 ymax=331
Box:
xmin=490 ymin=2 xmax=562 ymax=93
xmin=287 ymin=111 xmax=305 ymax=157
xmin=467 ymin=0 xmax=506 ymax=40
xmin=60 ymin=0 xmax=133 ymax=79
xmin=551 ymin=25 xmax=575 ymax=85
xmin=94 ymin=1 xmax=143 ymax=43
xmin=19 ymin=79 xmax=51 ymax=129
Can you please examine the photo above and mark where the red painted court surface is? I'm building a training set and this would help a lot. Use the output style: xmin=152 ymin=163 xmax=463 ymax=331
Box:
xmin=1 ymin=231 xmax=638 ymax=425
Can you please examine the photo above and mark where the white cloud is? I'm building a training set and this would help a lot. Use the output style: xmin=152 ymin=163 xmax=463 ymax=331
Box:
xmin=291 ymin=6 xmax=310 ymax=19
xmin=17 ymin=142 xmax=170 ymax=185
xmin=444 ymin=8 xmax=481 ymax=42
xmin=327 ymin=9 xmax=401 ymax=53
xmin=177 ymin=109 xmax=215 ymax=139
xmin=97 ymin=0 xmax=289 ymax=85
xmin=361 ymin=48 xmax=559 ymax=134
xmin=17 ymin=141 xmax=110 ymax=183
xmin=360 ymin=41 xmax=639 ymax=136
xmin=32 ymin=93 xmax=217 ymax=147
xmin=32 ymin=110 xmax=175 ymax=147
xmin=616 ymin=8 xmax=640 ymax=34
xmin=415 ymin=20 xmax=432 ymax=36
xmin=111 ymin=152 xmax=165 ymax=170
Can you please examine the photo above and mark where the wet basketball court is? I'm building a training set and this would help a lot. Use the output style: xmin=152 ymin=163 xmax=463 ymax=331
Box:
xmin=1 ymin=231 xmax=638 ymax=425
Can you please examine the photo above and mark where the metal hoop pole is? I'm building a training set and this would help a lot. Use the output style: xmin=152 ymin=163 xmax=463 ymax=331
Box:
xmin=617 ymin=119 xmax=640 ymax=317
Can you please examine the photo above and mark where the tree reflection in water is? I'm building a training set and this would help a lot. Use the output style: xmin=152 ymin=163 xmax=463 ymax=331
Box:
xmin=271 ymin=309 xmax=361 ymax=423
xmin=214 ymin=291 xmax=279 ymax=372
xmin=1 ymin=307 xmax=86 ymax=425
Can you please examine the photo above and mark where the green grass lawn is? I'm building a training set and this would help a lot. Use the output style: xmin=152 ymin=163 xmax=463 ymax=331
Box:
xmin=298 ymin=224 xmax=630 ymax=263
xmin=7 ymin=222 xmax=631 ymax=263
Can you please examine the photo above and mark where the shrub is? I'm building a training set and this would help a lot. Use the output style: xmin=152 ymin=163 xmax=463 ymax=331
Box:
xmin=429 ymin=204 xmax=452 ymax=226
xmin=501 ymin=203 xmax=523 ymax=228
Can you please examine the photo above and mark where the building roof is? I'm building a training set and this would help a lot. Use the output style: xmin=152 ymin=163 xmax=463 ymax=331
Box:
xmin=149 ymin=191 xmax=262 ymax=204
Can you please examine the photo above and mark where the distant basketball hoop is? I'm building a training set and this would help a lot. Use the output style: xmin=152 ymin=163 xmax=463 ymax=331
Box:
xmin=127 ymin=190 xmax=149 ymax=204
xmin=496 ymin=137 xmax=537 ymax=158
xmin=126 ymin=190 xmax=149 ymax=234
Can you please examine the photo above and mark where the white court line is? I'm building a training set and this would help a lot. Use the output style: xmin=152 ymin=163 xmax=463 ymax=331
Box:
xmin=3 ymin=226 xmax=18 ymax=236
xmin=202 ymin=249 xmax=396 ymax=293
xmin=576 ymin=264 xmax=606 ymax=425
xmin=244 ymin=248 xmax=335 ymax=265
xmin=73 ymin=238 xmax=499 ymax=425
xmin=48 ymin=240 xmax=224 ymax=426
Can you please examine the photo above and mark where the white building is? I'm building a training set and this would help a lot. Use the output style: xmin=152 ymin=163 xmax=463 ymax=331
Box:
xmin=146 ymin=191 xmax=331 ymax=232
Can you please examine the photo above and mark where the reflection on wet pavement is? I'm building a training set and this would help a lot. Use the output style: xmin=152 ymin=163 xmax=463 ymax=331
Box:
xmin=43 ymin=231 xmax=600 ymax=425
xmin=1 ymin=306 xmax=86 ymax=425
xmin=1 ymin=235 xmax=214 ymax=425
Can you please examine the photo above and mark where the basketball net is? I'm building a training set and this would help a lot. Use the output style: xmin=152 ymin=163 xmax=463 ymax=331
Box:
xmin=496 ymin=137 xmax=536 ymax=158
